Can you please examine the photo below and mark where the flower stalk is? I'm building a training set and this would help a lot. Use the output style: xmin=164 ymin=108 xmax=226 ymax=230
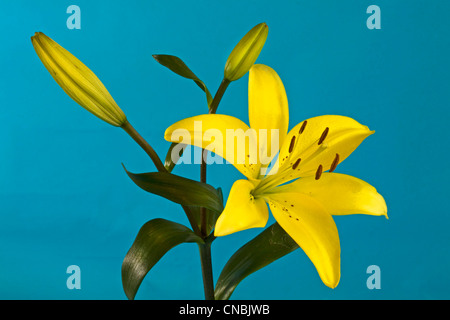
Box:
xmin=198 ymin=77 xmax=231 ymax=299
xmin=121 ymin=120 xmax=166 ymax=173
xmin=198 ymin=241 xmax=215 ymax=300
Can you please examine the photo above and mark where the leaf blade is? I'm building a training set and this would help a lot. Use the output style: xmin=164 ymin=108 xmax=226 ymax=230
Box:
xmin=122 ymin=218 xmax=204 ymax=300
xmin=152 ymin=54 xmax=213 ymax=106
xmin=214 ymin=222 xmax=299 ymax=300
xmin=189 ymin=187 xmax=223 ymax=236
xmin=123 ymin=165 xmax=223 ymax=213
xmin=164 ymin=142 xmax=187 ymax=173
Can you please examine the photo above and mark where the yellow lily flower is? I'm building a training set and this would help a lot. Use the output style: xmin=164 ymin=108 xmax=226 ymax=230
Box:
xmin=31 ymin=32 xmax=127 ymax=127
xmin=165 ymin=64 xmax=387 ymax=288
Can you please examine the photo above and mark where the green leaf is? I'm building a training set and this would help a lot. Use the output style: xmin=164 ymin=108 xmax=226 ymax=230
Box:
xmin=164 ymin=142 xmax=187 ymax=173
xmin=123 ymin=165 xmax=223 ymax=213
xmin=190 ymin=187 xmax=223 ymax=236
xmin=122 ymin=218 xmax=204 ymax=300
xmin=152 ymin=54 xmax=213 ymax=106
xmin=214 ymin=222 xmax=299 ymax=300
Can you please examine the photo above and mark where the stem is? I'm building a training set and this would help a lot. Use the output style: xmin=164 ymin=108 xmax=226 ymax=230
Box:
xmin=199 ymin=78 xmax=230 ymax=235
xmin=209 ymin=78 xmax=230 ymax=114
xmin=198 ymin=78 xmax=230 ymax=300
xmin=198 ymin=242 xmax=215 ymax=300
xmin=121 ymin=120 xmax=166 ymax=173
xmin=200 ymin=153 xmax=208 ymax=237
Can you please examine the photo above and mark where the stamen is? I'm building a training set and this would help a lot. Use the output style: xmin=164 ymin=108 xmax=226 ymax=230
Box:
xmin=318 ymin=127 xmax=329 ymax=145
xmin=329 ymin=153 xmax=340 ymax=172
xmin=289 ymin=135 xmax=296 ymax=153
xmin=292 ymin=158 xmax=301 ymax=170
xmin=299 ymin=120 xmax=307 ymax=134
xmin=315 ymin=165 xmax=323 ymax=180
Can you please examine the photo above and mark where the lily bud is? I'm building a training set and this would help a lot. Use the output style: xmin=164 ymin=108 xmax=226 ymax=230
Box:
xmin=224 ymin=22 xmax=268 ymax=82
xmin=31 ymin=32 xmax=127 ymax=127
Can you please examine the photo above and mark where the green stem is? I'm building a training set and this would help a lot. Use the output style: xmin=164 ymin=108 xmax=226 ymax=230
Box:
xmin=199 ymin=78 xmax=230 ymax=235
xmin=208 ymin=78 xmax=230 ymax=114
xmin=198 ymin=78 xmax=230 ymax=299
xmin=121 ymin=120 xmax=166 ymax=173
xmin=198 ymin=241 xmax=215 ymax=300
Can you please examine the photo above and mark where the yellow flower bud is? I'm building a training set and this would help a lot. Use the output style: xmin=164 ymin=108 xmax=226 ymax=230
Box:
xmin=31 ymin=32 xmax=127 ymax=127
xmin=224 ymin=23 xmax=268 ymax=82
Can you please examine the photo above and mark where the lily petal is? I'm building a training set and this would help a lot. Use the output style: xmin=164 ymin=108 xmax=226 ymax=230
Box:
xmin=265 ymin=192 xmax=340 ymax=288
xmin=267 ymin=115 xmax=373 ymax=182
xmin=275 ymin=173 xmax=388 ymax=217
xmin=248 ymin=65 xmax=289 ymax=170
xmin=214 ymin=179 xmax=269 ymax=237
xmin=165 ymin=114 xmax=260 ymax=179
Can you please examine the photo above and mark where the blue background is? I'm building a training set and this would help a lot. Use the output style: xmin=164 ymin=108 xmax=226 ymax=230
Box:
xmin=0 ymin=0 xmax=449 ymax=299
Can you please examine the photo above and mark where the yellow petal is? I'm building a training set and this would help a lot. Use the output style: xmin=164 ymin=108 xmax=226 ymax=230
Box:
xmin=214 ymin=180 xmax=269 ymax=237
xmin=31 ymin=32 xmax=126 ymax=126
xmin=165 ymin=114 xmax=261 ymax=179
xmin=265 ymin=192 xmax=340 ymax=288
xmin=265 ymin=115 xmax=373 ymax=185
xmin=248 ymin=65 xmax=289 ymax=172
xmin=275 ymin=173 xmax=388 ymax=217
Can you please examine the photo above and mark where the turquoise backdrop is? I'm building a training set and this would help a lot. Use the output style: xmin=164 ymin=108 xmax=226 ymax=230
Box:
xmin=0 ymin=0 xmax=448 ymax=299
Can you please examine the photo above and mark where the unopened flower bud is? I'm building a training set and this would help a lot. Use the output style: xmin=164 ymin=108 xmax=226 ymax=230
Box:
xmin=224 ymin=23 xmax=268 ymax=82
xmin=31 ymin=32 xmax=127 ymax=127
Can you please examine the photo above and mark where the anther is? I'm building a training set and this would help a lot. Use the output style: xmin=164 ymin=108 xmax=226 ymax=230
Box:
xmin=329 ymin=153 xmax=340 ymax=172
xmin=318 ymin=127 xmax=329 ymax=145
xmin=315 ymin=165 xmax=323 ymax=180
xmin=292 ymin=158 xmax=301 ymax=170
xmin=299 ymin=120 xmax=307 ymax=134
xmin=289 ymin=135 xmax=296 ymax=153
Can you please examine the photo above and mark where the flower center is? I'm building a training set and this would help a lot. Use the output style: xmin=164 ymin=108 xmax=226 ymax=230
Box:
xmin=253 ymin=122 xmax=341 ymax=197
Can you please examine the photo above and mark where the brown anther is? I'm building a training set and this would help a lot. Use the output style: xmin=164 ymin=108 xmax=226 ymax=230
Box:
xmin=292 ymin=158 xmax=301 ymax=170
xmin=289 ymin=135 xmax=296 ymax=153
xmin=315 ymin=165 xmax=323 ymax=180
xmin=299 ymin=120 xmax=307 ymax=134
xmin=318 ymin=127 xmax=329 ymax=145
xmin=329 ymin=153 xmax=340 ymax=172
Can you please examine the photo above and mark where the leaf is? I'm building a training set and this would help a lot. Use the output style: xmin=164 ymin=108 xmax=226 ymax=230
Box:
xmin=153 ymin=54 xmax=212 ymax=172
xmin=189 ymin=187 xmax=223 ymax=236
xmin=122 ymin=218 xmax=204 ymax=300
xmin=123 ymin=165 xmax=223 ymax=213
xmin=214 ymin=222 xmax=299 ymax=300
xmin=152 ymin=54 xmax=213 ymax=106
xmin=164 ymin=142 xmax=187 ymax=173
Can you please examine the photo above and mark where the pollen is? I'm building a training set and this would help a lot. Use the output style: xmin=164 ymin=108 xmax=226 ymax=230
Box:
xmin=289 ymin=135 xmax=296 ymax=153
xmin=292 ymin=158 xmax=301 ymax=170
xmin=318 ymin=127 xmax=329 ymax=145
xmin=329 ymin=153 xmax=340 ymax=172
xmin=315 ymin=164 xmax=323 ymax=180
xmin=299 ymin=120 xmax=307 ymax=134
